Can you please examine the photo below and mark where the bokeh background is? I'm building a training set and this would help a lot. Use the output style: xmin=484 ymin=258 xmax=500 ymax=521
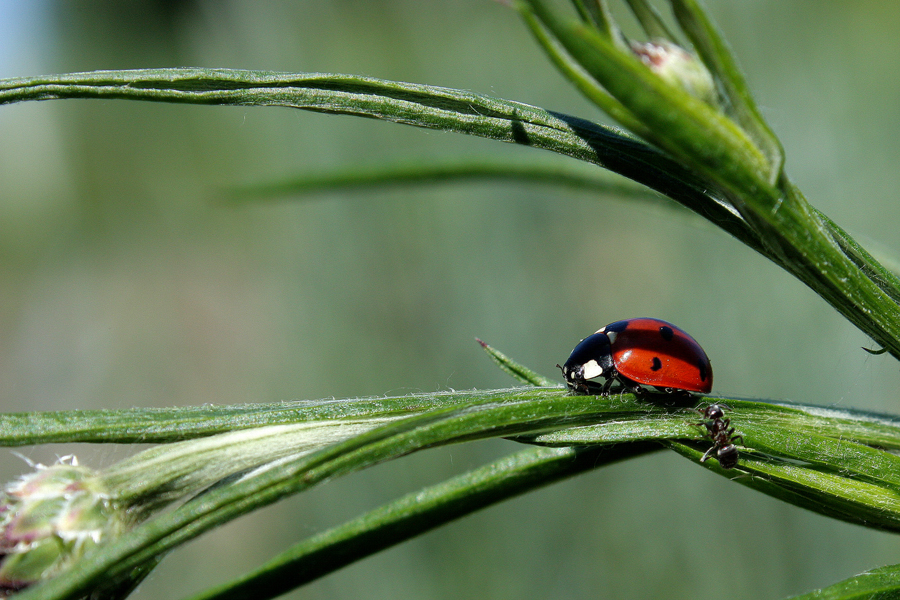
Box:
xmin=2 ymin=1 xmax=900 ymax=599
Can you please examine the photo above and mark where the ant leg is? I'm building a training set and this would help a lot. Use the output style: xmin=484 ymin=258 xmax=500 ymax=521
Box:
xmin=700 ymin=445 xmax=716 ymax=463
xmin=696 ymin=420 xmax=716 ymax=436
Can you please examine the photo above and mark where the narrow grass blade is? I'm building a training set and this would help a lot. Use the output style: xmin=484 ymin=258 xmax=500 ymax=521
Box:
xmin=226 ymin=159 xmax=657 ymax=204
xmin=476 ymin=338 xmax=557 ymax=387
xmin=182 ymin=443 xmax=658 ymax=600
xmin=624 ymin=0 xmax=678 ymax=41
xmin=569 ymin=0 xmax=620 ymax=42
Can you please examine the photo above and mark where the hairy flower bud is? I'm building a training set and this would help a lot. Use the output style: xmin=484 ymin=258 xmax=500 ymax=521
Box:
xmin=0 ymin=456 xmax=129 ymax=597
xmin=0 ymin=420 xmax=389 ymax=596
xmin=630 ymin=39 xmax=718 ymax=107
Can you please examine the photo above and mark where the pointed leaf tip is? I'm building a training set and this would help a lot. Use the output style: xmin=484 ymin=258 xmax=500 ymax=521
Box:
xmin=476 ymin=337 xmax=557 ymax=387
xmin=862 ymin=345 xmax=889 ymax=355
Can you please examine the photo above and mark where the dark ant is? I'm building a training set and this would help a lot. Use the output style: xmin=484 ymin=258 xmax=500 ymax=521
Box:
xmin=696 ymin=404 xmax=743 ymax=470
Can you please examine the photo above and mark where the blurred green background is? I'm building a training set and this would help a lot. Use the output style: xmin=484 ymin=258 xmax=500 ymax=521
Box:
xmin=2 ymin=1 xmax=900 ymax=599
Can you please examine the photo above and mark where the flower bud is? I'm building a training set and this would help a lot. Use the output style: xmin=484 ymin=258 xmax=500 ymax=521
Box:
xmin=0 ymin=456 xmax=129 ymax=596
xmin=630 ymin=39 xmax=718 ymax=107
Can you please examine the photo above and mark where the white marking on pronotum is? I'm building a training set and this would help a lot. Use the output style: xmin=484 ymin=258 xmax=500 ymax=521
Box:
xmin=581 ymin=359 xmax=603 ymax=380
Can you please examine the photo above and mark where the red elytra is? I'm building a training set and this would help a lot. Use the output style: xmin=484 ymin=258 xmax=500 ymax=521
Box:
xmin=560 ymin=318 xmax=712 ymax=395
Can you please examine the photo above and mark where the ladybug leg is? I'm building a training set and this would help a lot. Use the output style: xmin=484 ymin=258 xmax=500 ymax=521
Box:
xmin=570 ymin=377 xmax=586 ymax=394
xmin=661 ymin=387 xmax=689 ymax=395
xmin=600 ymin=376 xmax=616 ymax=396
xmin=614 ymin=374 xmax=643 ymax=396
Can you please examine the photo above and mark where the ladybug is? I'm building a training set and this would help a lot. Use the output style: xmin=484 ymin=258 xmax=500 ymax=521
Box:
xmin=697 ymin=404 xmax=742 ymax=469
xmin=559 ymin=318 xmax=712 ymax=395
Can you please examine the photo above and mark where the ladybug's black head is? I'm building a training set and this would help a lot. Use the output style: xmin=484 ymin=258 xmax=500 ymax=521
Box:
xmin=557 ymin=362 xmax=577 ymax=382
xmin=560 ymin=332 xmax=614 ymax=394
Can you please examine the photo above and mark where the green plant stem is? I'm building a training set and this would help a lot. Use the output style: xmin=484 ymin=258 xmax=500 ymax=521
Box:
xmin=0 ymin=69 xmax=761 ymax=253
xmin=519 ymin=7 xmax=652 ymax=139
xmin=13 ymin=393 xmax=660 ymax=600
xmin=738 ymin=180 xmax=900 ymax=360
xmin=183 ymin=443 xmax=658 ymax=600
xmin=16 ymin=392 xmax=900 ymax=600
xmin=624 ymin=0 xmax=678 ymax=41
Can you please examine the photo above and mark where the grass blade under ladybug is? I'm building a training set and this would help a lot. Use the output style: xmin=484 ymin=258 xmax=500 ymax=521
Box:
xmin=517 ymin=410 xmax=699 ymax=445
xmin=476 ymin=338 xmax=557 ymax=387
xmin=0 ymin=388 xmax=562 ymax=446
xmin=10 ymin=388 xmax=900 ymax=599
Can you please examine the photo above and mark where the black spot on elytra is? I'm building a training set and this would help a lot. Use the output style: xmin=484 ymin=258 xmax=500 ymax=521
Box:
xmin=699 ymin=362 xmax=708 ymax=381
xmin=659 ymin=326 xmax=674 ymax=341
xmin=650 ymin=357 xmax=662 ymax=371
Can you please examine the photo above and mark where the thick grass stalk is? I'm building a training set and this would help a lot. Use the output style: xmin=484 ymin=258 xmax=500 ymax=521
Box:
xmin=11 ymin=387 xmax=900 ymax=600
